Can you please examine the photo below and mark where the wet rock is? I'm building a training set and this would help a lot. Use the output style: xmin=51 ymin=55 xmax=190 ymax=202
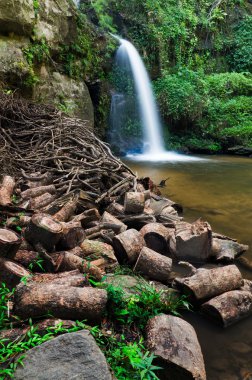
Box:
xmin=146 ymin=314 xmax=206 ymax=380
xmin=0 ymin=0 xmax=35 ymax=36
xmin=211 ymin=237 xmax=248 ymax=262
xmin=14 ymin=330 xmax=112 ymax=380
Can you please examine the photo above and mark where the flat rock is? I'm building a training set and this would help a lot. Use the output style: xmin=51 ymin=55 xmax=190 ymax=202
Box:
xmin=14 ymin=330 xmax=112 ymax=380
xmin=146 ymin=314 xmax=206 ymax=380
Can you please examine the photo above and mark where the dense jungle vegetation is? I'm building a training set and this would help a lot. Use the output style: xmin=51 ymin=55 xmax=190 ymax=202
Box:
xmin=78 ymin=0 xmax=252 ymax=153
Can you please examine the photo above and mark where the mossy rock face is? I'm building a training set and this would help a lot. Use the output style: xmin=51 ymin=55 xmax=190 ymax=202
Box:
xmin=0 ymin=0 xmax=35 ymax=36
xmin=0 ymin=36 xmax=30 ymax=85
xmin=33 ymin=69 xmax=94 ymax=125
xmin=34 ymin=0 xmax=78 ymax=48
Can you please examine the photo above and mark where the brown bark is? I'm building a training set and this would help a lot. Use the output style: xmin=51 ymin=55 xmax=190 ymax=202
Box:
xmin=201 ymin=290 xmax=252 ymax=327
xmin=174 ymin=265 xmax=243 ymax=302
xmin=106 ymin=202 xmax=124 ymax=217
xmin=52 ymin=251 xmax=104 ymax=281
xmin=20 ymin=185 xmax=56 ymax=200
xmin=169 ymin=219 xmax=212 ymax=263
xmin=112 ymin=228 xmax=145 ymax=264
xmin=134 ymin=247 xmax=172 ymax=282
xmin=100 ymin=211 xmax=127 ymax=233
xmin=0 ymin=228 xmax=22 ymax=258
xmin=53 ymin=199 xmax=78 ymax=222
xmin=140 ymin=223 xmax=172 ymax=255
xmin=25 ymin=214 xmax=63 ymax=252
xmin=14 ymin=283 xmax=107 ymax=322
xmin=0 ymin=175 xmax=15 ymax=206
xmin=146 ymin=314 xmax=206 ymax=380
xmin=71 ymin=208 xmax=101 ymax=228
xmin=9 ymin=249 xmax=40 ymax=269
xmin=29 ymin=192 xmax=56 ymax=210
xmin=211 ymin=237 xmax=248 ymax=262
xmin=6 ymin=215 xmax=31 ymax=228
xmin=124 ymin=192 xmax=145 ymax=214
xmin=0 ymin=259 xmax=31 ymax=289
xmin=79 ymin=239 xmax=116 ymax=261
xmin=90 ymin=257 xmax=119 ymax=273
xmin=30 ymin=270 xmax=87 ymax=287
xmin=57 ymin=222 xmax=85 ymax=250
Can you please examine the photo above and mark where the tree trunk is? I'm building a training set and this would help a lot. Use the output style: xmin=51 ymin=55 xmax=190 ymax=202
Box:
xmin=79 ymin=239 xmax=117 ymax=261
xmin=174 ymin=265 xmax=243 ymax=302
xmin=57 ymin=222 xmax=85 ymax=250
xmin=101 ymin=211 xmax=127 ymax=233
xmin=52 ymin=251 xmax=104 ymax=281
xmin=112 ymin=228 xmax=145 ymax=264
xmin=0 ymin=228 xmax=22 ymax=258
xmin=140 ymin=223 xmax=172 ymax=255
xmin=20 ymin=185 xmax=56 ymax=200
xmin=14 ymin=283 xmax=107 ymax=322
xmin=53 ymin=199 xmax=77 ymax=222
xmin=134 ymin=246 xmax=172 ymax=282
xmin=0 ymin=259 xmax=31 ymax=289
xmin=0 ymin=175 xmax=15 ymax=206
xmin=106 ymin=202 xmax=125 ymax=217
xmin=25 ymin=214 xmax=63 ymax=252
xmin=124 ymin=192 xmax=145 ymax=214
xmin=6 ymin=215 xmax=31 ymax=228
xmin=201 ymin=290 xmax=252 ymax=327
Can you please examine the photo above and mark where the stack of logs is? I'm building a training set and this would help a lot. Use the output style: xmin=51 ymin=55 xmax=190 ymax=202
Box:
xmin=0 ymin=171 xmax=251 ymax=329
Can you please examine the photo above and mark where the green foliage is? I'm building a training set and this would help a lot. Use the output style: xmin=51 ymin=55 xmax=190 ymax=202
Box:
xmin=33 ymin=0 xmax=40 ymax=18
xmin=23 ymin=38 xmax=50 ymax=66
xmin=229 ymin=16 xmax=252 ymax=72
xmin=0 ymin=283 xmax=14 ymax=329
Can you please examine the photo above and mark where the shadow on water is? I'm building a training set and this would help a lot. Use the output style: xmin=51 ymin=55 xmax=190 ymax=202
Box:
xmin=124 ymin=154 xmax=252 ymax=380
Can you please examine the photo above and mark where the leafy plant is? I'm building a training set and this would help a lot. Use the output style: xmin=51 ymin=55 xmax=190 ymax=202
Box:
xmin=0 ymin=283 xmax=14 ymax=329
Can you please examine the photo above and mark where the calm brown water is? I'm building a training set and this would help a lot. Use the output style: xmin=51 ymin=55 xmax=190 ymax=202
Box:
xmin=125 ymin=154 xmax=252 ymax=380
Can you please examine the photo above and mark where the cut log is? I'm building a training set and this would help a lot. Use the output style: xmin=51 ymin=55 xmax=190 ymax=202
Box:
xmin=20 ymin=185 xmax=56 ymax=200
xmin=29 ymin=192 xmax=56 ymax=210
xmin=6 ymin=215 xmax=31 ymax=228
xmin=52 ymin=252 xmax=104 ymax=281
xmin=30 ymin=270 xmax=87 ymax=287
xmin=149 ymin=197 xmax=183 ymax=216
xmin=201 ymin=290 xmax=252 ymax=327
xmin=0 ymin=259 xmax=31 ymax=289
xmin=124 ymin=192 xmax=145 ymax=214
xmin=57 ymin=222 xmax=85 ymax=250
xmin=106 ymin=202 xmax=124 ymax=217
xmin=9 ymin=249 xmax=41 ymax=269
xmin=100 ymin=211 xmax=127 ymax=233
xmin=113 ymin=229 xmax=145 ymax=264
xmin=211 ymin=238 xmax=249 ymax=262
xmin=169 ymin=219 xmax=212 ymax=263
xmin=90 ymin=257 xmax=119 ymax=273
xmin=25 ymin=214 xmax=63 ymax=252
xmin=146 ymin=314 xmax=206 ymax=380
xmin=13 ymin=283 xmax=107 ymax=322
xmin=0 ymin=175 xmax=15 ymax=206
xmin=174 ymin=265 xmax=243 ymax=302
xmin=0 ymin=228 xmax=22 ymax=258
xmin=140 ymin=223 xmax=172 ymax=255
xmin=53 ymin=199 xmax=77 ymax=222
xmin=134 ymin=247 xmax=172 ymax=282
xmin=79 ymin=239 xmax=116 ymax=260
xmin=71 ymin=208 xmax=101 ymax=228
xmin=236 ymin=256 xmax=252 ymax=272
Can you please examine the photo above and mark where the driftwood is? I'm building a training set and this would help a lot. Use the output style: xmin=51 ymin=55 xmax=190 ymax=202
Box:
xmin=113 ymin=229 xmax=145 ymax=264
xmin=134 ymin=247 xmax=172 ymax=282
xmin=169 ymin=219 xmax=212 ymax=263
xmin=25 ymin=214 xmax=63 ymax=252
xmin=146 ymin=314 xmax=206 ymax=380
xmin=52 ymin=251 xmax=103 ymax=281
xmin=124 ymin=192 xmax=145 ymax=214
xmin=0 ymin=175 xmax=15 ymax=206
xmin=0 ymin=259 xmax=31 ymax=289
xmin=174 ymin=265 xmax=243 ymax=302
xmin=140 ymin=223 xmax=172 ymax=255
xmin=13 ymin=283 xmax=107 ymax=322
xmin=201 ymin=290 xmax=252 ymax=327
xmin=211 ymin=237 xmax=249 ymax=262
xmin=0 ymin=228 xmax=22 ymax=257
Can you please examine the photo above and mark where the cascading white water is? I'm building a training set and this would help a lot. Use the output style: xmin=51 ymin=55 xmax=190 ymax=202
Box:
xmin=112 ymin=36 xmax=205 ymax=162
xmin=116 ymin=38 xmax=165 ymax=155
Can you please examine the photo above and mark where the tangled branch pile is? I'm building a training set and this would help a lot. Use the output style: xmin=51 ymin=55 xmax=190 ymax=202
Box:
xmin=0 ymin=93 xmax=134 ymax=202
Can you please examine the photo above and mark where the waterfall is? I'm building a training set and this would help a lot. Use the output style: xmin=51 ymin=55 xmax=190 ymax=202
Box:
xmin=116 ymin=38 xmax=165 ymax=155
xmin=110 ymin=36 xmax=204 ymax=162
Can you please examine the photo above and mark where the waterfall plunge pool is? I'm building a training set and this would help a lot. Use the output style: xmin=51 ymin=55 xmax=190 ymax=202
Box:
xmin=124 ymin=154 xmax=252 ymax=380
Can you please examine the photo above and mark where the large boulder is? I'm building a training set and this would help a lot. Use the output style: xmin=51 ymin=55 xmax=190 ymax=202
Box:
xmin=146 ymin=314 xmax=206 ymax=380
xmin=33 ymin=70 xmax=94 ymax=125
xmin=35 ymin=0 xmax=77 ymax=47
xmin=0 ymin=0 xmax=35 ymax=36
xmin=14 ymin=330 xmax=112 ymax=380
